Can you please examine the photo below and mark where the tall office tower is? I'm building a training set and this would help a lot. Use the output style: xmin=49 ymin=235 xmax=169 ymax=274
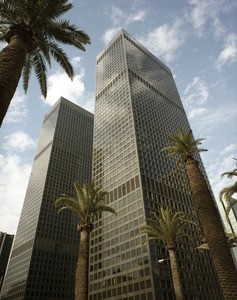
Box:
xmin=1 ymin=97 xmax=93 ymax=300
xmin=0 ymin=232 xmax=14 ymax=292
xmin=89 ymin=29 xmax=222 ymax=300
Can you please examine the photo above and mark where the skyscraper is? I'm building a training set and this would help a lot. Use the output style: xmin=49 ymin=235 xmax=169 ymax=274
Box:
xmin=89 ymin=29 xmax=222 ymax=300
xmin=1 ymin=97 xmax=94 ymax=300
xmin=0 ymin=232 xmax=14 ymax=292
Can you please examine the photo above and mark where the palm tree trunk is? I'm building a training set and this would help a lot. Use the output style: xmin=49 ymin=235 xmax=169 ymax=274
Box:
xmin=186 ymin=158 xmax=237 ymax=299
xmin=168 ymin=249 xmax=183 ymax=300
xmin=0 ymin=34 xmax=28 ymax=127
xmin=76 ymin=229 xmax=90 ymax=300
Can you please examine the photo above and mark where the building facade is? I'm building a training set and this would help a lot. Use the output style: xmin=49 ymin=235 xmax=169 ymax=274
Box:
xmin=1 ymin=98 xmax=94 ymax=300
xmin=89 ymin=29 xmax=222 ymax=300
xmin=0 ymin=232 xmax=14 ymax=292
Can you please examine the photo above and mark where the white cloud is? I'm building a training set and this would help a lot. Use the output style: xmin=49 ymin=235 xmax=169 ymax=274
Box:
xmin=216 ymin=33 xmax=237 ymax=70
xmin=182 ymin=77 xmax=237 ymax=129
xmin=188 ymin=107 xmax=207 ymax=119
xmin=206 ymin=153 xmax=237 ymax=200
xmin=139 ymin=19 xmax=186 ymax=62
xmin=0 ymin=154 xmax=31 ymax=233
xmin=103 ymin=27 xmax=120 ymax=44
xmin=109 ymin=6 xmax=124 ymax=25
xmin=109 ymin=6 xmax=146 ymax=25
xmin=191 ymin=104 xmax=237 ymax=131
xmin=184 ymin=77 xmax=209 ymax=106
xmin=212 ymin=16 xmax=226 ymax=38
xmin=80 ymin=91 xmax=95 ymax=113
xmin=5 ymin=90 xmax=28 ymax=124
xmin=130 ymin=10 xmax=146 ymax=22
xmin=44 ymin=69 xmax=85 ymax=106
xmin=221 ymin=144 xmax=237 ymax=154
xmin=187 ymin=0 xmax=232 ymax=37
xmin=70 ymin=56 xmax=82 ymax=68
xmin=3 ymin=131 xmax=35 ymax=152
xmin=43 ymin=67 xmax=94 ymax=113
xmin=102 ymin=6 xmax=147 ymax=44
xmin=187 ymin=0 xmax=209 ymax=36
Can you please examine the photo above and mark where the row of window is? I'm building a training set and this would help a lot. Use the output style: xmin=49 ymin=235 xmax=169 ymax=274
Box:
xmin=96 ymin=34 xmax=123 ymax=64
xmin=96 ymin=68 xmax=127 ymax=101
xmin=123 ymin=34 xmax=170 ymax=74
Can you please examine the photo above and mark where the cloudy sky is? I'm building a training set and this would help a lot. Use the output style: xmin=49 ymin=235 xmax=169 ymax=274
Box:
xmin=0 ymin=0 xmax=236 ymax=234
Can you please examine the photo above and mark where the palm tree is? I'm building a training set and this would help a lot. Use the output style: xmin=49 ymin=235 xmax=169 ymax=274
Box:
xmin=0 ymin=0 xmax=90 ymax=126
xmin=140 ymin=207 xmax=196 ymax=300
xmin=162 ymin=128 xmax=237 ymax=299
xmin=220 ymin=160 xmax=237 ymax=217
xmin=55 ymin=181 xmax=117 ymax=300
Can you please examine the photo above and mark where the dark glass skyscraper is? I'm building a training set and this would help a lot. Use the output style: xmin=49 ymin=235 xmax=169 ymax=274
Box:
xmin=0 ymin=232 xmax=14 ymax=292
xmin=1 ymin=97 xmax=93 ymax=300
xmin=89 ymin=29 xmax=222 ymax=300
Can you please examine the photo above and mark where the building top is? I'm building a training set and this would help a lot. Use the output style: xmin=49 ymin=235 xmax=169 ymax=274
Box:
xmin=96 ymin=28 xmax=171 ymax=73
xmin=44 ymin=97 xmax=94 ymax=123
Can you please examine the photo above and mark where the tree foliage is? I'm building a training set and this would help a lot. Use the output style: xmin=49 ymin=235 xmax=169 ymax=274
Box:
xmin=220 ymin=158 xmax=237 ymax=217
xmin=0 ymin=0 xmax=90 ymax=97
xmin=140 ymin=207 xmax=196 ymax=249
xmin=55 ymin=181 xmax=117 ymax=226
xmin=162 ymin=128 xmax=207 ymax=165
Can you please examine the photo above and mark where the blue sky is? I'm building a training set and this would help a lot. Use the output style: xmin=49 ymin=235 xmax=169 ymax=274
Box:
xmin=0 ymin=0 xmax=237 ymax=234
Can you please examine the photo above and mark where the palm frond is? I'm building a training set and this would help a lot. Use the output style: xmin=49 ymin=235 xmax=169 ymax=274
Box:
xmin=46 ymin=19 xmax=90 ymax=50
xmin=30 ymin=0 xmax=73 ymax=27
xmin=141 ymin=207 xmax=196 ymax=249
xmin=0 ymin=0 xmax=20 ymax=24
xmin=197 ymin=232 xmax=237 ymax=250
xmin=226 ymin=198 xmax=237 ymax=217
xmin=220 ymin=184 xmax=237 ymax=217
xmin=54 ymin=196 xmax=77 ymax=207
xmin=56 ymin=205 xmax=78 ymax=215
xmin=48 ymin=42 xmax=73 ymax=79
xmin=22 ymin=54 xmax=32 ymax=92
xmin=222 ymin=171 xmax=237 ymax=179
xmin=162 ymin=128 xmax=207 ymax=163
xmin=196 ymin=243 xmax=209 ymax=250
xmin=93 ymin=205 xmax=117 ymax=216
xmin=54 ymin=181 xmax=116 ymax=227
xmin=32 ymin=50 xmax=47 ymax=97
xmin=54 ymin=195 xmax=84 ymax=219
xmin=36 ymin=37 xmax=51 ymax=67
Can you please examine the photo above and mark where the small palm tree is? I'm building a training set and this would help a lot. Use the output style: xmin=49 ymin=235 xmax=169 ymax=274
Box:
xmin=140 ymin=207 xmax=196 ymax=300
xmin=162 ymin=128 xmax=237 ymax=299
xmin=0 ymin=0 xmax=90 ymax=126
xmin=220 ymin=159 xmax=237 ymax=217
xmin=55 ymin=181 xmax=117 ymax=300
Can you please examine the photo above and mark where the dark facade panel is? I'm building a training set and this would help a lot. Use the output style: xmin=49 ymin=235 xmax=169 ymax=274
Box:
xmin=1 ymin=98 xmax=94 ymax=300
xmin=0 ymin=232 xmax=14 ymax=292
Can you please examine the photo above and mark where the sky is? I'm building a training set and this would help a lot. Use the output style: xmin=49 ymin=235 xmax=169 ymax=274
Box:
xmin=0 ymin=0 xmax=237 ymax=234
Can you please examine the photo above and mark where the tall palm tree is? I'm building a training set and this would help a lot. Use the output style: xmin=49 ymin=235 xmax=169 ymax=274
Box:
xmin=0 ymin=0 xmax=90 ymax=126
xmin=140 ymin=207 xmax=196 ymax=300
xmin=162 ymin=128 xmax=237 ymax=299
xmin=55 ymin=181 xmax=117 ymax=300
xmin=220 ymin=160 xmax=237 ymax=217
